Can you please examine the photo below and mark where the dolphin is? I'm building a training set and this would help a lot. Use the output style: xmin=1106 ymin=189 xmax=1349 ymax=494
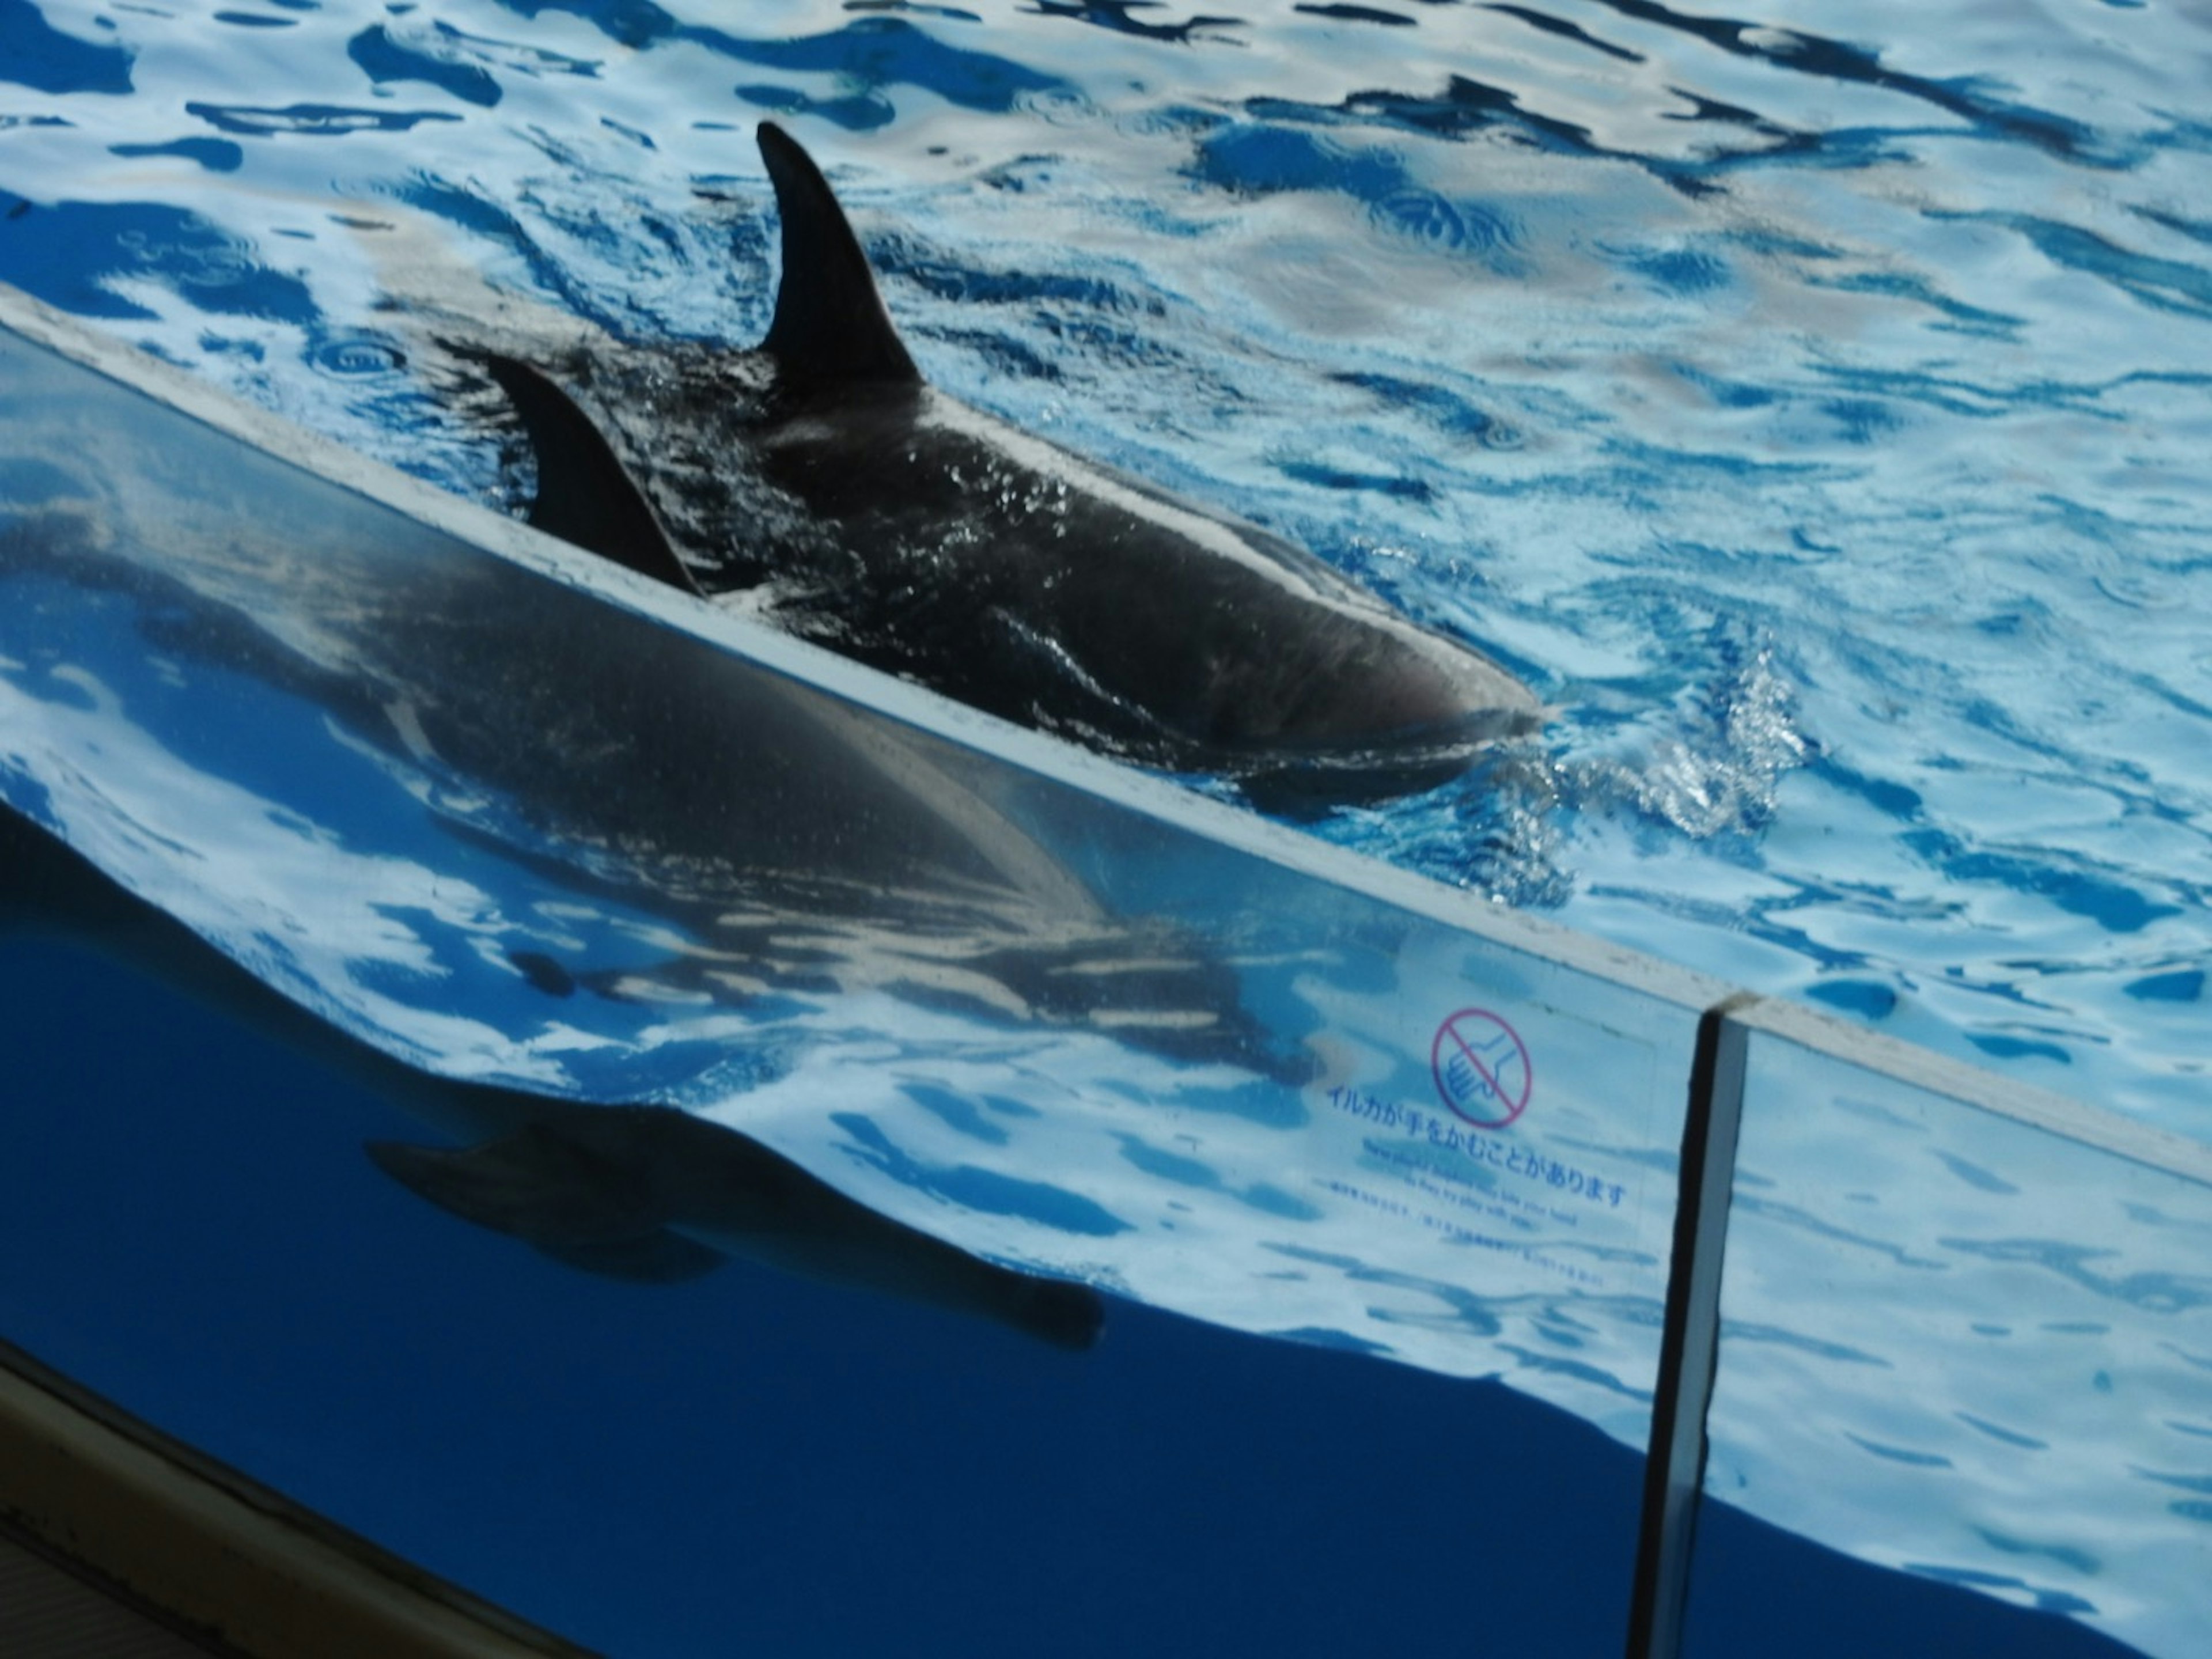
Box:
xmin=0 ymin=500 xmax=1288 ymax=1080
xmin=0 ymin=801 xmax=1103 ymax=1349
xmin=473 ymin=122 xmax=1543 ymax=804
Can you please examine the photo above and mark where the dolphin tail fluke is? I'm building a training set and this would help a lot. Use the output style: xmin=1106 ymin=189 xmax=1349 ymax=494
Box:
xmin=756 ymin=122 xmax=921 ymax=385
xmin=474 ymin=353 xmax=707 ymax=597
xmin=365 ymin=1131 xmax=727 ymax=1284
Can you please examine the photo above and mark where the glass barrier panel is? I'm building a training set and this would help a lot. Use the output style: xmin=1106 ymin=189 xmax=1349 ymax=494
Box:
xmin=0 ymin=297 xmax=1714 ymax=1453
xmin=1685 ymin=1009 xmax=2212 ymax=1659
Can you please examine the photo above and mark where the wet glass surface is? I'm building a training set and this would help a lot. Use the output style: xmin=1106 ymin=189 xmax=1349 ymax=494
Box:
xmin=0 ymin=311 xmax=1706 ymax=1434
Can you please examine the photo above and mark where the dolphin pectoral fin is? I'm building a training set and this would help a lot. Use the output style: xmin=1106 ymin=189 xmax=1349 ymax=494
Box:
xmin=756 ymin=122 xmax=922 ymax=385
xmin=474 ymin=352 xmax=706 ymax=597
xmin=365 ymin=1132 xmax=726 ymax=1284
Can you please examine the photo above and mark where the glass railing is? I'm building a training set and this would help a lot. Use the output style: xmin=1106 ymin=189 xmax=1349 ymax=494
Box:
xmin=0 ymin=287 xmax=1707 ymax=1433
xmin=1672 ymin=1001 xmax=2212 ymax=1659
xmin=3 ymin=285 xmax=2203 ymax=1657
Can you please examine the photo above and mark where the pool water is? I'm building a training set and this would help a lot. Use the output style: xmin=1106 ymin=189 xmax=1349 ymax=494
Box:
xmin=2 ymin=0 xmax=2206 ymax=1137
xmin=2 ymin=4 xmax=2210 ymax=1655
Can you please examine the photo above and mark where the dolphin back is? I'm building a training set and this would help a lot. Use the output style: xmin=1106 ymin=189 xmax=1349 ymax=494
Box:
xmin=461 ymin=123 xmax=1544 ymax=802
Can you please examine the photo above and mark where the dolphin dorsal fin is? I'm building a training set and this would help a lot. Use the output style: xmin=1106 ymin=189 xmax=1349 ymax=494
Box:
xmin=476 ymin=353 xmax=705 ymax=597
xmin=757 ymin=122 xmax=921 ymax=385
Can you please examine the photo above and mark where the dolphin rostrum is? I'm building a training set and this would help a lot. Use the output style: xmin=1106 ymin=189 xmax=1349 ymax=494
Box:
xmin=478 ymin=122 xmax=1542 ymax=804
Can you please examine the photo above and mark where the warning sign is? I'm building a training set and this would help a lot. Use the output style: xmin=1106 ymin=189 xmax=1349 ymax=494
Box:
xmin=1430 ymin=1008 xmax=1533 ymax=1130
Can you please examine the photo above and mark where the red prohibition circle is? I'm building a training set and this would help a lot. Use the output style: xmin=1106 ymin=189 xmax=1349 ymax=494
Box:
xmin=1430 ymin=1008 xmax=1533 ymax=1130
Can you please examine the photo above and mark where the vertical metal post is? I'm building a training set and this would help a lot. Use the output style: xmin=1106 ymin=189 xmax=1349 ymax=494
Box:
xmin=1625 ymin=993 xmax=1757 ymax=1659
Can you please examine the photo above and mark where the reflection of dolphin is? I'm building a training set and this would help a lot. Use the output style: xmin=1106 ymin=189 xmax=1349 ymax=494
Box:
xmin=0 ymin=503 xmax=1289 ymax=1080
xmin=474 ymin=123 xmax=1541 ymax=803
xmin=0 ymin=804 xmax=1103 ymax=1349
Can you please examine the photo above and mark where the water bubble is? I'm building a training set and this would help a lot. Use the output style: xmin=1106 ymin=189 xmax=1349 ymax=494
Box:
xmin=309 ymin=331 xmax=407 ymax=377
xmin=1373 ymin=190 xmax=1511 ymax=256
xmin=1374 ymin=189 xmax=1465 ymax=250
xmin=1013 ymin=84 xmax=1095 ymax=126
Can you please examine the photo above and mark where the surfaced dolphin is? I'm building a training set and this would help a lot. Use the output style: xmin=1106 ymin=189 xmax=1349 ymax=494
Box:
xmin=478 ymin=122 xmax=1542 ymax=803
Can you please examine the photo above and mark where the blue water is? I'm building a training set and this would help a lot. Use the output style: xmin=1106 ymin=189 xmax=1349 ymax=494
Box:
xmin=2 ymin=0 xmax=2208 ymax=1132
xmin=2 ymin=5 xmax=2210 ymax=1654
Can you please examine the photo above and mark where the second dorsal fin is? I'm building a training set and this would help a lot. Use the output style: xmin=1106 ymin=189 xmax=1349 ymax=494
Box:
xmin=475 ymin=353 xmax=704 ymax=597
xmin=756 ymin=121 xmax=921 ymax=385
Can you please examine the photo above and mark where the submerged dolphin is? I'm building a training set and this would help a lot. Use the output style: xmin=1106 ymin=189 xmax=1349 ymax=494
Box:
xmin=0 ymin=803 xmax=1102 ymax=1349
xmin=0 ymin=500 xmax=1287 ymax=1078
xmin=476 ymin=122 xmax=1541 ymax=802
